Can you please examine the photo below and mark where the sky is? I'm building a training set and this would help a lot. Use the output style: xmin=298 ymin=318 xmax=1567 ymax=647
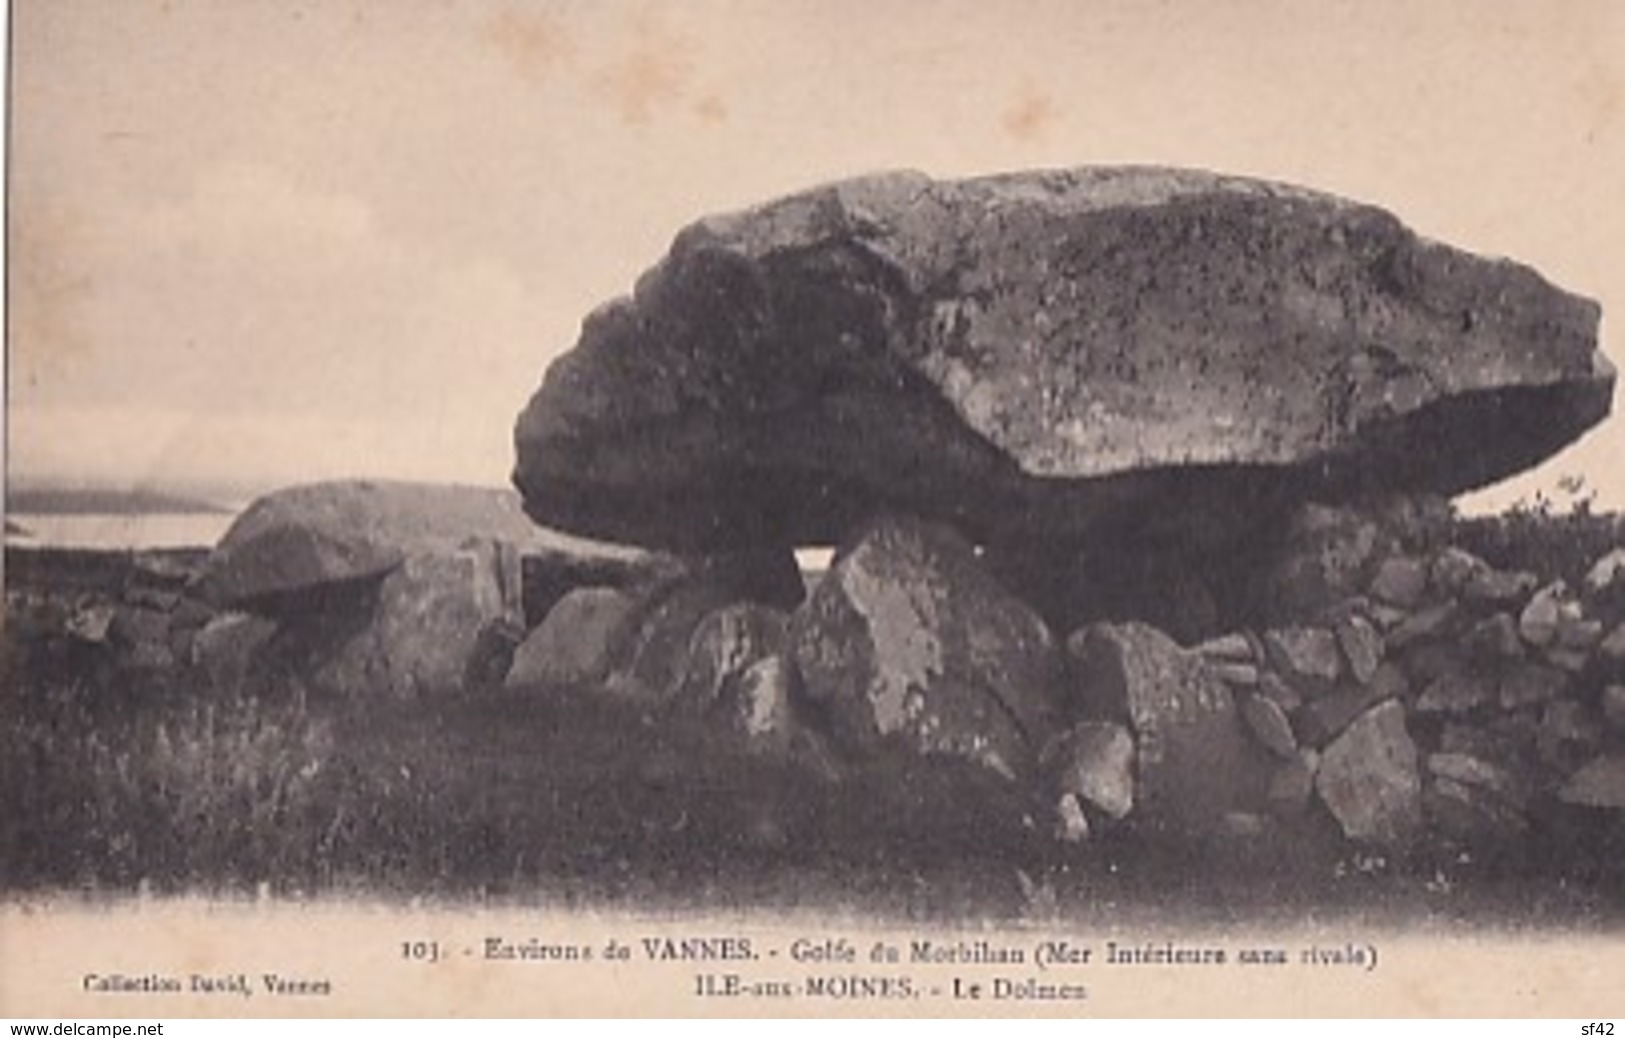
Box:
xmin=5 ymin=0 xmax=1624 ymax=511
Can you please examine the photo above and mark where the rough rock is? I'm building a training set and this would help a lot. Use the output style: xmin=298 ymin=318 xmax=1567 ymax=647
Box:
xmin=609 ymin=583 xmax=756 ymax=705
xmin=191 ymin=612 xmax=278 ymax=692
xmin=505 ymin=586 xmax=639 ymax=690
xmin=1385 ymin=601 xmax=1458 ymax=650
xmin=1464 ymin=612 xmax=1525 ymax=660
xmin=197 ymin=523 xmax=403 ymax=615
xmin=1055 ymin=793 xmax=1092 ymax=843
xmin=789 ymin=515 xmax=1064 ymax=780
xmin=719 ymin=654 xmax=794 ymax=744
xmin=110 ymin=606 xmax=176 ymax=670
xmin=1596 ymin=623 xmax=1625 ymax=666
xmin=298 ymin=539 xmax=525 ymax=698
xmin=1518 ymin=582 xmax=1568 ymax=647
xmin=1315 ymin=700 xmax=1423 ymax=847
xmin=1555 ymin=616 xmax=1604 ymax=650
xmin=1499 ymin=661 xmax=1568 ymax=710
xmin=1427 ymin=752 xmax=1530 ymax=810
xmin=675 ymin=602 xmax=789 ymax=707
xmin=1259 ymin=503 xmax=1382 ymax=619
xmin=1537 ymin=700 xmax=1599 ymax=772
xmin=1211 ymin=662 xmax=1261 ymax=686
xmin=1583 ymin=548 xmax=1625 ymax=598
xmin=1603 ymin=685 xmax=1625 ymax=732
xmin=1462 ymin=566 xmax=1539 ymax=607
xmin=1068 ymin=621 xmax=1273 ymax=836
xmin=1415 ymin=670 xmax=1491 ymax=715
xmin=1045 ymin=721 xmax=1136 ymax=820
xmin=1263 ymin=626 xmax=1343 ymax=693
xmin=1297 ymin=681 xmax=1391 ymax=748
xmin=1335 ymin=614 xmax=1385 ymax=684
xmin=1195 ymin=632 xmax=1256 ymax=662
xmin=1368 ymin=556 xmax=1430 ymax=609
xmin=513 ymin=167 xmax=1612 ymax=552
xmin=1426 ymin=777 xmax=1528 ymax=843
xmin=1429 ymin=547 xmax=1492 ymax=596
xmin=65 ymin=603 xmax=115 ymax=644
xmin=1240 ymin=693 xmax=1300 ymax=759
xmin=1558 ymin=754 xmax=1625 ymax=810
xmin=1258 ymin=671 xmax=1304 ymax=713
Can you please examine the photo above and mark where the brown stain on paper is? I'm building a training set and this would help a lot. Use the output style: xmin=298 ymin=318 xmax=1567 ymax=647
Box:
xmin=482 ymin=6 xmax=576 ymax=85
xmin=594 ymin=42 xmax=694 ymax=125
xmin=1002 ymin=83 xmax=1060 ymax=142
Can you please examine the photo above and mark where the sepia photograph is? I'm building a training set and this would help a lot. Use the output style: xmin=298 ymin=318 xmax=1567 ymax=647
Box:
xmin=3 ymin=0 xmax=1623 ymax=1019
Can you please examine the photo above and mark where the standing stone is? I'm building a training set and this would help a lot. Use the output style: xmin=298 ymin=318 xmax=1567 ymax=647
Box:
xmin=676 ymin=603 xmax=789 ymax=707
xmin=790 ymin=515 xmax=1064 ymax=781
xmin=303 ymin=538 xmax=525 ymax=698
xmin=1069 ymin=621 xmax=1273 ymax=836
xmin=505 ymin=586 xmax=639 ymax=691
xmin=1315 ymin=700 xmax=1422 ymax=847
xmin=717 ymin=655 xmax=796 ymax=752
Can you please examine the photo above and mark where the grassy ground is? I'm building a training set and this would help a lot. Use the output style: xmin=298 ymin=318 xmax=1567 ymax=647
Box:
xmin=3 ymin=638 xmax=1621 ymax=928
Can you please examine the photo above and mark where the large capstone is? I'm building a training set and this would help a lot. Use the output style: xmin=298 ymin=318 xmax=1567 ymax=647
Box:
xmin=514 ymin=167 xmax=1612 ymax=551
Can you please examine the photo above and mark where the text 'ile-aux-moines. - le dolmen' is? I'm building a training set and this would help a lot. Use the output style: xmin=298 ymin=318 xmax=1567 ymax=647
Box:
xmin=174 ymin=168 xmax=1625 ymax=861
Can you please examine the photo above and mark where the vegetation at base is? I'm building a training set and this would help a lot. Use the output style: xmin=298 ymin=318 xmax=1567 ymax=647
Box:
xmin=3 ymin=500 xmax=1625 ymax=924
xmin=1451 ymin=487 xmax=1625 ymax=589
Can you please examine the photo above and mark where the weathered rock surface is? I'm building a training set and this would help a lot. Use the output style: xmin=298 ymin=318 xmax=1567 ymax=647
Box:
xmin=1068 ymin=621 xmax=1273 ymax=836
xmin=199 ymin=480 xmax=661 ymax=614
xmin=607 ymin=553 xmax=801 ymax=705
xmin=675 ymin=602 xmax=789 ymax=707
xmin=1559 ymin=754 xmax=1625 ymax=810
xmin=505 ymin=586 xmax=639 ymax=690
xmin=1315 ymin=700 xmax=1422 ymax=846
xmin=1044 ymin=721 xmax=1136 ymax=820
xmin=789 ymin=515 xmax=1064 ymax=781
xmin=296 ymin=539 xmax=525 ymax=698
xmin=514 ymin=167 xmax=1611 ymax=551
